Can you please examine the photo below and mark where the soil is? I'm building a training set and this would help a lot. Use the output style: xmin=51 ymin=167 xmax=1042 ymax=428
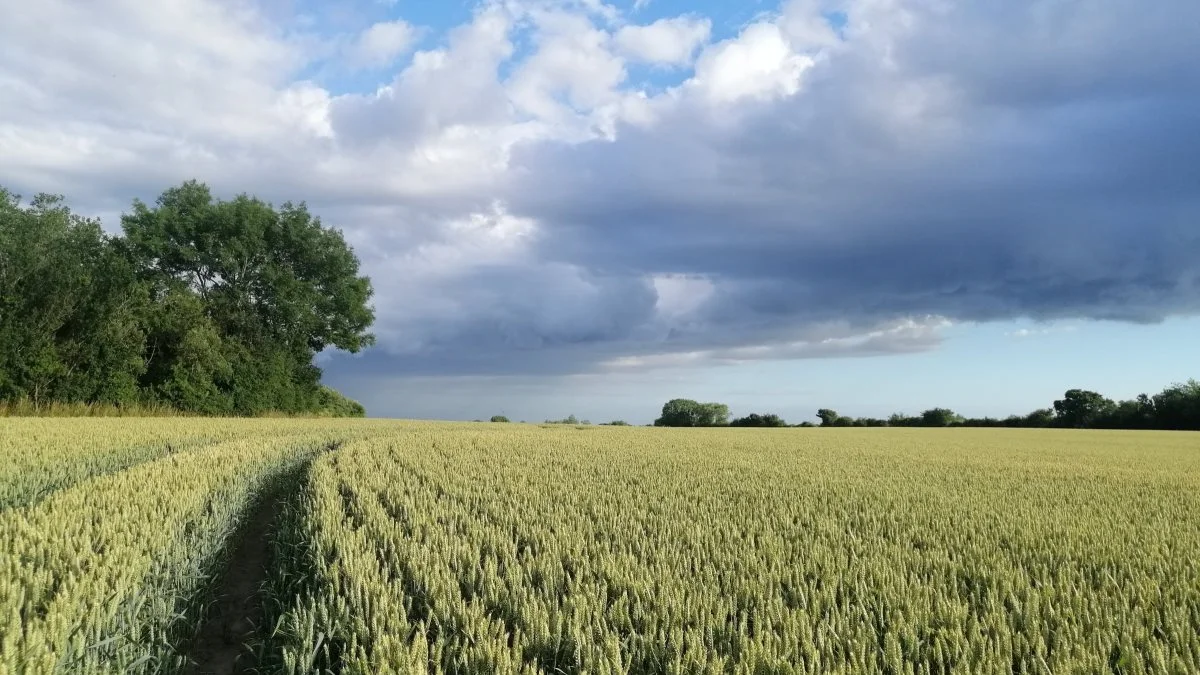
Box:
xmin=182 ymin=495 xmax=278 ymax=675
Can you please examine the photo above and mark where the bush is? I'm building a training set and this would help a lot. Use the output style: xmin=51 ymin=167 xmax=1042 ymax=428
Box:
xmin=730 ymin=413 xmax=788 ymax=427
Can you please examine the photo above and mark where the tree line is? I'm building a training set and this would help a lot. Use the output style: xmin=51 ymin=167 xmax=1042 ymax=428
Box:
xmin=653 ymin=381 xmax=1200 ymax=430
xmin=0 ymin=182 xmax=374 ymax=416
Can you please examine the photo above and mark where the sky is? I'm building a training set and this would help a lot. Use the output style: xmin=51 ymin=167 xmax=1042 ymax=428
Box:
xmin=1 ymin=0 xmax=1198 ymax=424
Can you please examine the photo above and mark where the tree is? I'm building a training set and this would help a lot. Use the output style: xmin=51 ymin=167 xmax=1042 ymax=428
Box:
xmin=490 ymin=415 xmax=510 ymax=423
xmin=314 ymin=386 xmax=366 ymax=417
xmin=730 ymin=413 xmax=788 ymax=427
xmin=1022 ymin=408 xmax=1055 ymax=427
xmin=1100 ymin=394 xmax=1156 ymax=430
xmin=0 ymin=190 xmax=146 ymax=406
xmin=601 ymin=420 xmax=630 ymax=426
xmin=655 ymin=399 xmax=730 ymax=427
xmin=816 ymin=409 xmax=842 ymax=427
xmin=1053 ymin=389 xmax=1116 ymax=428
xmin=121 ymin=181 xmax=375 ymax=415
xmin=920 ymin=408 xmax=963 ymax=427
xmin=1152 ymin=380 xmax=1200 ymax=430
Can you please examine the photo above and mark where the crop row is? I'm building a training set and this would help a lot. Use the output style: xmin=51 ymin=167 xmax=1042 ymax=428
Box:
xmin=0 ymin=428 xmax=344 ymax=674
xmin=2 ymin=421 xmax=1198 ymax=674
xmin=272 ymin=426 xmax=1200 ymax=674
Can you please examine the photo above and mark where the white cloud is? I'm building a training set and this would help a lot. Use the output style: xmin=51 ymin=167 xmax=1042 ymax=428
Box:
xmin=615 ymin=16 xmax=711 ymax=66
xmin=1007 ymin=324 xmax=1079 ymax=339
xmin=688 ymin=21 xmax=816 ymax=104
xmin=603 ymin=317 xmax=950 ymax=369
xmin=346 ymin=20 xmax=420 ymax=69
xmin=778 ymin=0 xmax=842 ymax=51
xmin=507 ymin=10 xmax=627 ymax=123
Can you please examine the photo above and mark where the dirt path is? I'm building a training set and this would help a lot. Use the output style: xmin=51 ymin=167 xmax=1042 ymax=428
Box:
xmin=183 ymin=494 xmax=278 ymax=675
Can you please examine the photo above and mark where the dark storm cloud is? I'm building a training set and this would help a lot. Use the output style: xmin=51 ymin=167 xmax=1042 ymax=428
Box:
xmin=498 ymin=0 xmax=1200 ymax=356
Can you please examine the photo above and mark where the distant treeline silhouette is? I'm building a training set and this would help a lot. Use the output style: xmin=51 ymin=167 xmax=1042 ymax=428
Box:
xmin=652 ymin=380 xmax=1200 ymax=430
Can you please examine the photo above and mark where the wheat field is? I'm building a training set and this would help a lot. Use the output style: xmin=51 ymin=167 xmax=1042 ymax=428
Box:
xmin=1 ymin=420 xmax=1197 ymax=674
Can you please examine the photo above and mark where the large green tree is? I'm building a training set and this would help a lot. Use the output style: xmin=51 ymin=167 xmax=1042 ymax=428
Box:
xmin=0 ymin=181 xmax=372 ymax=416
xmin=0 ymin=190 xmax=146 ymax=405
xmin=121 ymin=181 xmax=375 ymax=415
xmin=1152 ymin=380 xmax=1200 ymax=430
xmin=1053 ymin=389 xmax=1116 ymax=428
xmin=816 ymin=408 xmax=842 ymax=427
xmin=655 ymin=399 xmax=730 ymax=427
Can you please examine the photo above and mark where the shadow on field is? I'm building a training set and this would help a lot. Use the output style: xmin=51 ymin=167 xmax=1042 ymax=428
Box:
xmin=183 ymin=488 xmax=279 ymax=675
xmin=182 ymin=444 xmax=336 ymax=675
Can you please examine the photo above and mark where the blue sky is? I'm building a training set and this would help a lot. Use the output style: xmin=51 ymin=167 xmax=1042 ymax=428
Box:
xmin=2 ymin=0 xmax=1198 ymax=423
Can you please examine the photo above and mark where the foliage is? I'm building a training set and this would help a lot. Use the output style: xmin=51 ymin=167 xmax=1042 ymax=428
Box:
xmin=1152 ymin=380 xmax=1200 ymax=430
xmin=0 ymin=190 xmax=146 ymax=406
xmin=811 ymin=381 xmax=1199 ymax=430
xmin=654 ymin=398 xmax=730 ymax=427
xmin=0 ymin=183 xmax=373 ymax=416
xmin=816 ymin=408 xmax=842 ymax=426
xmin=490 ymin=415 xmax=511 ymax=423
xmin=312 ymin=386 xmax=367 ymax=418
xmin=729 ymin=412 xmax=788 ymax=427
xmin=1054 ymin=389 xmax=1117 ymax=428
xmin=920 ymin=407 xmax=964 ymax=427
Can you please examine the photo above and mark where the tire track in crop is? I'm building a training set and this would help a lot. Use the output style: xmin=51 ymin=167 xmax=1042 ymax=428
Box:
xmin=183 ymin=441 xmax=343 ymax=675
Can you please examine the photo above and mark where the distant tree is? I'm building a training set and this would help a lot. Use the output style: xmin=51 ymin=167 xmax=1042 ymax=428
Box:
xmin=961 ymin=416 xmax=1005 ymax=427
xmin=1022 ymin=408 xmax=1055 ymax=428
xmin=490 ymin=415 xmax=510 ymax=423
xmin=888 ymin=413 xmax=920 ymax=427
xmin=655 ymin=399 xmax=730 ymax=427
xmin=730 ymin=413 xmax=788 ymax=427
xmin=796 ymin=421 xmax=816 ymax=428
xmin=1152 ymin=380 xmax=1200 ymax=430
xmin=545 ymin=414 xmax=579 ymax=425
xmin=816 ymin=409 xmax=842 ymax=427
xmin=1100 ymin=394 xmax=1156 ymax=430
xmin=920 ymin=408 xmax=963 ymax=427
xmin=601 ymin=420 xmax=630 ymax=426
xmin=1053 ymin=389 xmax=1116 ymax=428
xmin=701 ymin=403 xmax=730 ymax=426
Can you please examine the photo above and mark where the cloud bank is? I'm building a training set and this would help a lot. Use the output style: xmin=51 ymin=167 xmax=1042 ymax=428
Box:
xmin=2 ymin=0 xmax=1198 ymax=380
